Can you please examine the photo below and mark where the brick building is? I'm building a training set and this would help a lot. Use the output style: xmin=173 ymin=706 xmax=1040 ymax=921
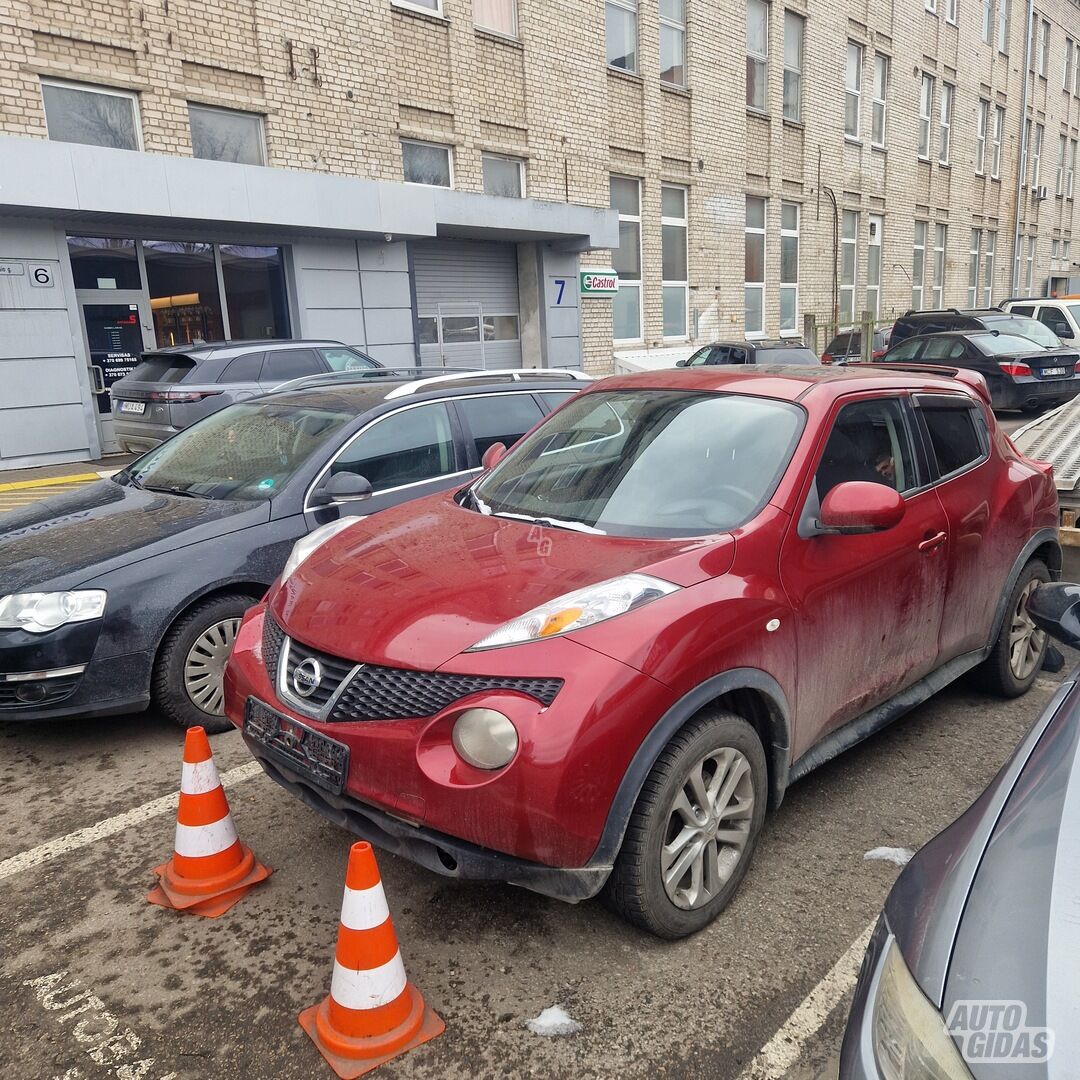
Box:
xmin=1 ymin=0 xmax=1079 ymax=466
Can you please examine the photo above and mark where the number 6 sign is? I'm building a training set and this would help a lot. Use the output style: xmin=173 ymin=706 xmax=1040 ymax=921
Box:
xmin=30 ymin=265 xmax=55 ymax=288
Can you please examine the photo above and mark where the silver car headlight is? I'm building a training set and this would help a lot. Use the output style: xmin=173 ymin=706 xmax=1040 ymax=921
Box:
xmin=0 ymin=591 xmax=107 ymax=634
xmin=873 ymin=938 xmax=971 ymax=1079
xmin=281 ymin=518 xmax=359 ymax=584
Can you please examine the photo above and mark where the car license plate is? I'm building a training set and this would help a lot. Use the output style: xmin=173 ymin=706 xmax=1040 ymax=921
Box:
xmin=118 ymin=400 xmax=146 ymax=414
xmin=1041 ymin=366 xmax=1068 ymax=377
xmin=244 ymin=698 xmax=349 ymax=794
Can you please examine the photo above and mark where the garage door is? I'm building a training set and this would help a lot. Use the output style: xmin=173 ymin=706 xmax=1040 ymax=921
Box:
xmin=413 ymin=240 xmax=522 ymax=369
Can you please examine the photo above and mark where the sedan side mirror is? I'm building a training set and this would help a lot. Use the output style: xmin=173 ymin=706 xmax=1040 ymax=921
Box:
xmin=675 ymin=358 xmax=689 ymax=367
xmin=481 ymin=442 xmax=508 ymax=470
xmin=1027 ymin=583 xmax=1080 ymax=648
xmin=819 ymin=481 xmax=905 ymax=534
xmin=309 ymin=471 xmax=373 ymax=507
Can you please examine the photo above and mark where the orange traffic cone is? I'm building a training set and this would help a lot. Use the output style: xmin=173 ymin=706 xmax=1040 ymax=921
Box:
xmin=299 ymin=842 xmax=444 ymax=1078
xmin=147 ymin=725 xmax=271 ymax=918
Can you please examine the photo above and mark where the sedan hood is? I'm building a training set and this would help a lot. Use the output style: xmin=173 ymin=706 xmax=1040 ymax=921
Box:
xmin=0 ymin=479 xmax=266 ymax=593
xmin=272 ymin=491 xmax=727 ymax=669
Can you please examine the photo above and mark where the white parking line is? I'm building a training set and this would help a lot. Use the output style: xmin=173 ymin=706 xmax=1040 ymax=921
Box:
xmin=735 ymin=921 xmax=875 ymax=1080
xmin=0 ymin=761 xmax=263 ymax=881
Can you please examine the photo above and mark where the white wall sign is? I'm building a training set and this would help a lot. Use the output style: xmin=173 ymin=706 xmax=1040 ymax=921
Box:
xmin=29 ymin=265 xmax=55 ymax=288
xmin=0 ymin=262 xmax=26 ymax=277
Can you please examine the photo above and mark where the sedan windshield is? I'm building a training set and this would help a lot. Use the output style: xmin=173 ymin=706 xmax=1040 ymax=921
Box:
xmin=123 ymin=402 xmax=353 ymax=501
xmin=982 ymin=316 xmax=1061 ymax=349
xmin=469 ymin=390 xmax=804 ymax=538
xmin=972 ymin=333 xmax=1052 ymax=357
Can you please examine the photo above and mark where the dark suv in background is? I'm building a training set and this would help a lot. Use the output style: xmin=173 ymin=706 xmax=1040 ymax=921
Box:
xmin=111 ymin=339 xmax=381 ymax=453
xmin=821 ymin=329 xmax=891 ymax=364
xmin=890 ymin=308 xmax=1064 ymax=350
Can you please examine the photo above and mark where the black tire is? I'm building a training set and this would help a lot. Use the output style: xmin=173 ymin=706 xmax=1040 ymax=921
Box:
xmin=602 ymin=709 xmax=768 ymax=939
xmin=152 ymin=593 xmax=254 ymax=733
xmin=972 ymin=559 xmax=1050 ymax=698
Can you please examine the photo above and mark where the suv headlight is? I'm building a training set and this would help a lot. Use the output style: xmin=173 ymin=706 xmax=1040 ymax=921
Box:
xmin=281 ymin=517 xmax=359 ymax=584
xmin=873 ymin=938 xmax=971 ymax=1079
xmin=0 ymin=591 xmax=107 ymax=634
xmin=468 ymin=573 xmax=680 ymax=651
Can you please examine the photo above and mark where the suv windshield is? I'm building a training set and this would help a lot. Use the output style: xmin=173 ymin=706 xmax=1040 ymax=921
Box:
xmin=981 ymin=316 xmax=1061 ymax=349
xmin=124 ymin=401 xmax=352 ymax=501
xmin=468 ymin=389 xmax=804 ymax=538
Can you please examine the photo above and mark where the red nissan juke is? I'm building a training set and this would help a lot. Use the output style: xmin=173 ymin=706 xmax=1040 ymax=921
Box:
xmin=224 ymin=365 xmax=1059 ymax=938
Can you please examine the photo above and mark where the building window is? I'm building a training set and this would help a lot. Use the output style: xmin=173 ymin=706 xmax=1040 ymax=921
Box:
xmin=746 ymin=0 xmax=769 ymax=112
xmin=40 ymin=79 xmax=140 ymax=151
xmin=840 ymin=209 xmax=858 ymax=326
xmin=983 ymin=231 xmax=996 ymax=305
xmin=745 ymin=196 xmax=767 ymax=337
xmin=474 ymin=0 xmax=516 ymax=36
xmin=401 ymin=140 xmax=452 ymax=187
xmin=946 ymin=0 xmax=958 ymax=24
xmin=997 ymin=0 xmax=1010 ymax=52
xmin=220 ymin=245 xmax=290 ymax=340
xmin=1066 ymin=40 xmax=1075 ymax=92
xmin=1075 ymin=53 xmax=1080 ymax=96
xmin=867 ymin=215 xmax=883 ymax=319
xmin=1025 ymin=235 xmax=1036 ymax=291
xmin=1032 ymin=122 xmax=1044 ymax=188
xmin=1038 ymin=18 xmax=1051 ymax=77
xmin=931 ymin=224 xmax=947 ymax=308
xmin=661 ymin=185 xmax=688 ymax=339
xmin=1065 ymin=238 xmax=1072 ymax=261
xmin=968 ymin=229 xmax=982 ymax=306
xmin=938 ymin=82 xmax=954 ymax=164
xmin=913 ymin=221 xmax=928 ymax=309
xmin=660 ymin=0 xmax=687 ymax=86
xmin=1070 ymin=139 xmax=1078 ymax=198
xmin=780 ymin=201 xmax=800 ymax=333
xmin=187 ymin=104 xmax=265 ymax=166
xmin=611 ymin=176 xmax=642 ymax=341
xmin=144 ymin=240 xmax=224 ymax=346
xmin=393 ymin=0 xmax=441 ymax=12
xmin=981 ymin=0 xmax=992 ymax=42
xmin=783 ymin=11 xmax=804 ymax=122
xmin=975 ymin=100 xmax=989 ymax=173
xmin=1053 ymin=238 xmax=1061 ymax=262
xmin=925 ymin=0 xmax=936 ymax=13
xmin=67 ymin=237 xmax=142 ymax=290
xmin=918 ymin=74 xmax=934 ymax=160
xmin=845 ymin=42 xmax=863 ymax=139
xmin=991 ymin=106 xmax=1004 ymax=178
xmin=871 ymin=54 xmax=889 ymax=148
xmin=606 ymin=0 xmax=638 ymax=73
xmin=482 ymin=153 xmax=525 ymax=197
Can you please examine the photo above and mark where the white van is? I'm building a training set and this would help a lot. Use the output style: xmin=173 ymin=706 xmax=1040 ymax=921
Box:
xmin=1002 ymin=298 xmax=1080 ymax=343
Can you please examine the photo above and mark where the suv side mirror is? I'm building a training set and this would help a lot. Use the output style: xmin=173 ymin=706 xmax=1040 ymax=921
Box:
xmin=819 ymin=481 xmax=905 ymax=534
xmin=1057 ymin=325 xmax=1075 ymax=339
xmin=1027 ymin=583 xmax=1080 ymax=648
xmin=309 ymin=471 xmax=373 ymax=507
xmin=675 ymin=358 xmax=689 ymax=367
xmin=481 ymin=442 xmax=508 ymax=470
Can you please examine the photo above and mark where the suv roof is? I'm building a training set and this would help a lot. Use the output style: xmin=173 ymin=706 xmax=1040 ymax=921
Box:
xmin=149 ymin=339 xmax=352 ymax=358
xmin=706 ymin=339 xmax=810 ymax=348
xmin=899 ymin=307 xmax=1005 ymax=318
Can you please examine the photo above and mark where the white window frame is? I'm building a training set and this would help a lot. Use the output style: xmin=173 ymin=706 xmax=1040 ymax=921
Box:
xmin=1038 ymin=18 xmax=1051 ymax=77
xmin=606 ymin=0 xmax=639 ymax=74
xmin=782 ymin=10 xmax=804 ymax=123
xmin=779 ymin=201 xmax=800 ymax=335
xmin=661 ymin=184 xmax=689 ymax=341
xmin=1053 ymin=237 xmax=1061 ymax=262
xmin=913 ymin=221 xmax=928 ymax=309
xmin=1070 ymin=139 xmax=1078 ymax=199
xmin=840 ymin=209 xmax=859 ymax=327
xmin=1032 ymin=122 xmax=1044 ymax=188
xmin=40 ymin=77 xmax=143 ymax=151
xmin=983 ymin=231 xmax=996 ymax=306
xmin=611 ymin=175 xmax=642 ymax=343
xmin=871 ymin=54 xmax=889 ymax=148
xmin=187 ymin=102 xmax=266 ymax=166
xmin=932 ymin=224 xmax=947 ymax=308
xmin=400 ymin=139 xmax=454 ymax=188
xmin=1025 ymin=234 xmax=1036 ymax=291
xmin=745 ymin=196 xmax=767 ymax=339
xmin=746 ymin=0 xmax=769 ymax=113
xmin=938 ymin=82 xmax=954 ymax=164
xmin=991 ymin=105 xmax=1004 ymax=178
xmin=660 ymin=0 xmax=687 ymax=87
xmin=866 ymin=215 xmax=883 ymax=320
xmin=918 ymin=74 xmax=935 ymax=161
xmin=392 ymin=0 xmax=444 ymax=16
xmin=474 ymin=0 xmax=517 ymax=37
xmin=1075 ymin=52 xmax=1080 ymax=96
xmin=1022 ymin=117 xmax=1033 ymax=186
xmin=969 ymin=229 xmax=982 ymax=307
xmin=997 ymin=0 xmax=1010 ymax=53
xmin=1066 ymin=39 xmax=1075 ymax=93
xmin=925 ymin=0 xmax=936 ymax=13
xmin=845 ymin=42 xmax=864 ymax=141
xmin=975 ymin=99 xmax=989 ymax=173
xmin=981 ymin=0 xmax=992 ymax=43
xmin=946 ymin=0 xmax=958 ymax=25
xmin=481 ymin=152 xmax=526 ymax=198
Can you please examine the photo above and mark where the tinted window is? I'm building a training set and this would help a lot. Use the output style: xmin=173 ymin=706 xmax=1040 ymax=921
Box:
xmin=728 ymin=347 xmax=749 ymax=363
xmin=816 ymin=398 xmax=917 ymax=498
xmin=220 ymin=352 xmax=264 ymax=383
xmin=757 ymin=348 xmax=819 ymax=364
xmin=1011 ymin=305 xmax=1036 ymax=317
xmin=261 ymin=348 xmax=322 ymax=383
xmin=1038 ymin=307 xmax=1072 ymax=337
xmin=825 ymin=333 xmax=857 ymax=354
xmin=330 ymin=403 xmax=457 ymax=491
xmin=921 ymin=337 xmax=967 ymax=360
xmin=321 ymin=347 xmax=377 ymax=372
xmin=458 ymin=394 xmax=545 ymax=460
xmin=921 ymin=405 xmax=984 ymax=475
xmin=127 ymin=355 xmax=196 ymax=384
xmin=886 ymin=338 xmax=923 ymax=361
xmin=539 ymin=391 xmax=578 ymax=412
xmin=686 ymin=347 xmax=714 ymax=366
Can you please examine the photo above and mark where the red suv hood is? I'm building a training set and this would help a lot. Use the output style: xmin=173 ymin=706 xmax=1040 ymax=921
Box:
xmin=270 ymin=491 xmax=732 ymax=669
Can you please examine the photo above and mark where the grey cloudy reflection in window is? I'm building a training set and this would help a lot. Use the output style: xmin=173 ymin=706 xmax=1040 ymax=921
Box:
xmin=42 ymin=82 xmax=139 ymax=150
xmin=188 ymin=104 xmax=265 ymax=166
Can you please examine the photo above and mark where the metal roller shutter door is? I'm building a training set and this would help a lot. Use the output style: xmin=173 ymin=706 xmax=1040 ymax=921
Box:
xmin=413 ymin=240 xmax=522 ymax=369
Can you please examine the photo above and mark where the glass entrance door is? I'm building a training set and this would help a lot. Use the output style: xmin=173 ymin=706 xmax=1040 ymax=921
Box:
xmin=77 ymin=294 xmax=155 ymax=423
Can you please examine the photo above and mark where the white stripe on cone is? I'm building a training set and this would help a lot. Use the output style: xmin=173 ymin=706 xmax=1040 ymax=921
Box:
xmin=330 ymin=952 xmax=408 ymax=1011
xmin=181 ymin=759 xmax=223 ymax=796
xmin=173 ymin=814 xmax=238 ymax=858
xmin=340 ymin=884 xmax=391 ymax=932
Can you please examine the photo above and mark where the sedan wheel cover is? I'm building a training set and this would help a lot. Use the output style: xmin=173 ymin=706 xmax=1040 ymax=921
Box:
xmin=183 ymin=618 xmax=241 ymax=716
xmin=1009 ymin=579 xmax=1046 ymax=681
xmin=661 ymin=747 xmax=754 ymax=911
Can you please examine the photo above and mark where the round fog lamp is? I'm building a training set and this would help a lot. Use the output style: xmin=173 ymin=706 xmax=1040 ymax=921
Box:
xmin=452 ymin=708 xmax=518 ymax=770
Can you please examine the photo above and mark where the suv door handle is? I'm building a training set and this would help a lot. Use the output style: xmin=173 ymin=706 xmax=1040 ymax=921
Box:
xmin=918 ymin=531 xmax=947 ymax=553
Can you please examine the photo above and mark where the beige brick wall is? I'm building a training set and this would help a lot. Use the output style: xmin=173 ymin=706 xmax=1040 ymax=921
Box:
xmin=4 ymin=0 xmax=1080 ymax=371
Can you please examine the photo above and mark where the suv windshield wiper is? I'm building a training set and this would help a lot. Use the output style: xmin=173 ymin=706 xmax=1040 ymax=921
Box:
xmin=492 ymin=510 xmax=606 ymax=535
xmin=142 ymin=484 xmax=212 ymax=500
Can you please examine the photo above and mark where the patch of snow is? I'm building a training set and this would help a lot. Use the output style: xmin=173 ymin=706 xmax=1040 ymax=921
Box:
xmin=524 ymin=1005 xmax=582 ymax=1037
xmin=864 ymin=846 xmax=914 ymax=866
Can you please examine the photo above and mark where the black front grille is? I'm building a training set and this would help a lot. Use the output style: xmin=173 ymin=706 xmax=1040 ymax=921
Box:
xmin=284 ymin=637 xmax=359 ymax=710
xmin=330 ymin=667 xmax=563 ymax=722
xmin=0 ymin=676 xmax=81 ymax=710
xmin=262 ymin=613 xmax=286 ymax=679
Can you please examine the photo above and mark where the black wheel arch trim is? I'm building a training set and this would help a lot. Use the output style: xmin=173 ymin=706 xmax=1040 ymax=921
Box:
xmin=988 ymin=528 xmax=1061 ymax=645
xmin=587 ymin=667 xmax=792 ymax=869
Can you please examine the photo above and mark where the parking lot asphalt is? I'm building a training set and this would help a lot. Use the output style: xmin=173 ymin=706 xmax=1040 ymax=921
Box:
xmin=0 ymin=666 xmax=1069 ymax=1080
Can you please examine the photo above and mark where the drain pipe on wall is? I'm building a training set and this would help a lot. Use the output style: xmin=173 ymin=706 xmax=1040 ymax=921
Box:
xmin=1012 ymin=0 xmax=1035 ymax=294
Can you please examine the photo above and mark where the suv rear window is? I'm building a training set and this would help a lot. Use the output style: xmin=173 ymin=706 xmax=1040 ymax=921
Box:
xmin=127 ymin=354 xmax=196 ymax=384
xmin=757 ymin=348 xmax=819 ymax=365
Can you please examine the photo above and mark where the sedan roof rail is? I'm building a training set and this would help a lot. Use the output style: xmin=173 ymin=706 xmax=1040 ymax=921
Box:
xmin=384 ymin=368 xmax=593 ymax=400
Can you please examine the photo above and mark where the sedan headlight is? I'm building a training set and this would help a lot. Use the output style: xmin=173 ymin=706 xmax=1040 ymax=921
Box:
xmin=0 ymin=591 xmax=107 ymax=634
xmin=873 ymin=938 xmax=971 ymax=1079
xmin=281 ymin=518 xmax=360 ymax=584
xmin=468 ymin=573 xmax=680 ymax=651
